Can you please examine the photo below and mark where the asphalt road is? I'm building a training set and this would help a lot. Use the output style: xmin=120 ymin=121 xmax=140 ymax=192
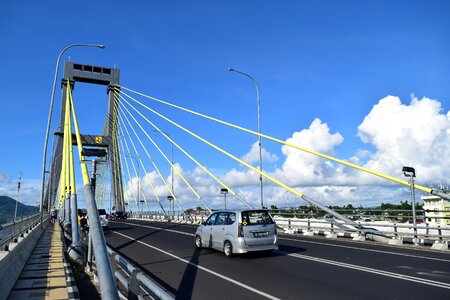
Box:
xmin=106 ymin=219 xmax=450 ymax=300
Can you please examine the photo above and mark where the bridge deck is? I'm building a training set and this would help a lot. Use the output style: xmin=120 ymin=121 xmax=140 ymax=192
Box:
xmin=8 ymin=222 xmax=77 ymax=300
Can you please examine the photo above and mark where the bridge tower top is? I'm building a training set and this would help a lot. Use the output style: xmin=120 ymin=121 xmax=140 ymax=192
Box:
xmin=48 ymin=61 xmax=125 ymax=212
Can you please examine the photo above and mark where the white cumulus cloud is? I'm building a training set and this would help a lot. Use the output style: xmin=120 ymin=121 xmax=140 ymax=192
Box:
xmin=241 ymin=141 xmax=279 ymax=164
xmin=274 ymin=118 xmax=344 ymax=186
xmin=357 ymin=95 xmax=450 ymax=183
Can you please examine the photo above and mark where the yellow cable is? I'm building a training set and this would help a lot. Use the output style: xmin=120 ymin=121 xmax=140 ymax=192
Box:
xmin=67 ymin=90 xmax=76 ymax=196
xmin=117 ymin=85 xmax=432 ymax=194
xmin=63 ymin=84 xmax=71 ymax=199
xmin=58 ymin=84 xmax=69 ymax=207
xmin=68 ymin=85 xmax=91 ymax=185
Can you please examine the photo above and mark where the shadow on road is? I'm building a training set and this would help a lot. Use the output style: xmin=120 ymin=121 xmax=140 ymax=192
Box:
xmin=176 ymin=248 xmax=202 ymax=300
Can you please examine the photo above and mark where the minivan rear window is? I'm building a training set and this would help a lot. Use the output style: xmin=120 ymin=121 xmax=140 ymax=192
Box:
xmin=241 ymin=210 xmax=274 ymax=225
xmin=98 ymin=209 xmax=107 ymax=215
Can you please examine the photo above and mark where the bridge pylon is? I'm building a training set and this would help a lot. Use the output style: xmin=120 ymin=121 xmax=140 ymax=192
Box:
xmin=46 ymin=62 xmax=125 ymax=212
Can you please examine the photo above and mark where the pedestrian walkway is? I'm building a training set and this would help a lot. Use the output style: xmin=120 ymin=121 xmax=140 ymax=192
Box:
xmin=8 ymin=222 xmax=78 ymax=299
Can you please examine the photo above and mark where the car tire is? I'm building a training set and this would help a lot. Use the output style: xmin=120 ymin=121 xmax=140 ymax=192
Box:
xmin=195 ymin=235 xmax=202 ymax=249
xmin=224 ymin=241 xmax=233 ymax=258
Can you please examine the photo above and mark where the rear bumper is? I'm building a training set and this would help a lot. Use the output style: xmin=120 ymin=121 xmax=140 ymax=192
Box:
xmin=232 ymin=237 xmax=278 ymax=254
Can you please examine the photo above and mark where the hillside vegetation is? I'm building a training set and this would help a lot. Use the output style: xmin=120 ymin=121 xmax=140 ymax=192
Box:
xmin=0 ymin=196 xmax=39 ymax=224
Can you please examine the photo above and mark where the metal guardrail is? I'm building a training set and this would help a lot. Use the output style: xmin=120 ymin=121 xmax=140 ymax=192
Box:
xmin=0 ymin=213 xmax=43 ymax=250
xmin=273 ymin=217 xmax=450 ymax=241
xmin=129 ymin=211 xmax=449 ymax=244
xmin=105 ymin=247 xmax=174 ymax=300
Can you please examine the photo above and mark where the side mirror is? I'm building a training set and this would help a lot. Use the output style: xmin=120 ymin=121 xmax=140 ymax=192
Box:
xmin=201 ymin=221 xmax=206 ymax=225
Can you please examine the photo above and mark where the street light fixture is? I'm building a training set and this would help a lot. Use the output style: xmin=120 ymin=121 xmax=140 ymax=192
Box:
xmin=228 ymin=67 xmax=264 ymax=209
xmin=40 ymin=43 xmax=105 ymax=228
xmin=402 ymin=166 xmax=418 ymax=242
xmin=221 ymin=188 xmax=228 ymax=210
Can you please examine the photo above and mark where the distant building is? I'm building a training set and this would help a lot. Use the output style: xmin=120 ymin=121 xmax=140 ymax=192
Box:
xmin=421 ymin=195 xmax=450 ymax=226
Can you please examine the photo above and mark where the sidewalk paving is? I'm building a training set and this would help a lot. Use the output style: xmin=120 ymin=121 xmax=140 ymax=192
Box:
xmin=8 ymin=222 xmax=77 ymax=300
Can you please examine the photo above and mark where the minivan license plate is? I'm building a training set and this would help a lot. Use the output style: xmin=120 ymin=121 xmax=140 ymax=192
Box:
xmin=253 ymin=231 xmax=268 ymax=238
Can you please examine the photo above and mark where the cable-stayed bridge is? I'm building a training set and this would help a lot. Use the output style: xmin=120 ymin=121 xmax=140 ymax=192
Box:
xmin=1 ymin=61 xmax=449 ymax=300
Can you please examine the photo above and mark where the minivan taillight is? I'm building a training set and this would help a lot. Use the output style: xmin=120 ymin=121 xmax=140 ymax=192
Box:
xmin=274 ymin=225 xmax=277 ymax=235
xmin=238 ymin=223 xmax=244 ymax=237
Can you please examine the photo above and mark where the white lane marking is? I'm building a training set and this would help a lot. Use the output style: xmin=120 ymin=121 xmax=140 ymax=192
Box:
xmin=279 ymin=236 xmax=450 ymax=263
xmin=112 ymin=231 xmax=280 ymax=300
xmin=118 ymin=220 xmax=450 ymax=263
xmin=283 ymin=251 xmax=450 ymax=290
xmin=119 ymin=221 xmax=195 ymax=237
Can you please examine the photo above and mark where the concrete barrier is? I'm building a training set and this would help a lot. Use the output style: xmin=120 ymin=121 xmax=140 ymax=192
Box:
xmin=0 ymin=221 xmax=47 ymax=299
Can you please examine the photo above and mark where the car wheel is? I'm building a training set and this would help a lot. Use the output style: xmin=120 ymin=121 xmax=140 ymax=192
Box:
xmin=195 ymin=235 xmax=202 ymax=249
xmin=224 ymin=241 xmax=233 ymax=258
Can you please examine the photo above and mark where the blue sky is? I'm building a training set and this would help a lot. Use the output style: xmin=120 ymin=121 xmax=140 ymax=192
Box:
xmin=0 ymin=1 xmax=449 ymax=210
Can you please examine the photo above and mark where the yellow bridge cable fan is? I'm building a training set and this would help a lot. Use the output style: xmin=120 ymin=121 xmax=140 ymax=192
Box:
xmin=117 ymin=96 xmax=200 ymax=212
xmin=117 ymin=111 xmax=166 ymax=213
xmin=119 ymin=99 xmax=211 ymax=212
xmin=117 ymin=90 xmax=311 ymax=205
xmin=117 ymin=109 xmax=168 ymax=214
xmin=116 ymin=85 xmax=433 ymax=195
xmin=118 ymin=94 xmax=252 ymax=210
xmin=117 ymin=125 xmax=139 ymax=206
xmin=117 ymin=119 xmax=149 ymax=207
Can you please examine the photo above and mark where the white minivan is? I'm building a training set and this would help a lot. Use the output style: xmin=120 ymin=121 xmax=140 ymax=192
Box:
xmin=195 ymin=209 xmax=278 ymax=257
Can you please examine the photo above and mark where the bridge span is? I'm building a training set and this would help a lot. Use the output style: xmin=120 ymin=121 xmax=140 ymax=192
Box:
xmin=2 ymin=54 xmax=446 ymax=299
xmin=106 ymin=219 xmax=450 ymax=300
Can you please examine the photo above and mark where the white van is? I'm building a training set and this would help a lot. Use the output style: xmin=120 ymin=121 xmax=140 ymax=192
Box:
xmin=195 ymin=209 xmax=278 ymax=257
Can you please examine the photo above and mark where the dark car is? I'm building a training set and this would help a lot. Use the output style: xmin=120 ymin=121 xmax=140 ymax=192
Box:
xmin=114 ymin=211 xmax=127 ymax=220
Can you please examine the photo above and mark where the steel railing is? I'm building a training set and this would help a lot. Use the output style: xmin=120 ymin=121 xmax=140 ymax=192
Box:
xmin=273 ymin=217 xmax=450 ymax=240
xmin=104 ymin=247 xmax=174 ymax=300
xmin=0 ymin=213 xmax=44 ymax=250
xmin=128 ymin=210 xmax=450 ymax=244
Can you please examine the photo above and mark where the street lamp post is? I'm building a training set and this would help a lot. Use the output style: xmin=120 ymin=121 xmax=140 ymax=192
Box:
xmin=403 ymin=166 xmax=418 ymax=243
xmin=40 ymin=43 xmax=105 ymax=228
xmin=140 ymin=200 xmax=145 ymax=215
xmin=228 ymin=68 xmax=263 ymax=209
xmin=167 ymin=196 xmax=174 ymax=219
xmin=221 ymin=188 xmax=228 ymax=210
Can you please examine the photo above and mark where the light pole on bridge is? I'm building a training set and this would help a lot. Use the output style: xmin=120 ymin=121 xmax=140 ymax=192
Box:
xmin=228 ymin=67 xmax=264 ymax=209
xmin=221 ymin=188 xmax=228 ymax=210
xmin=403 ymin=166 xmax=418 ymax=243
xmin=40 ymin=43 xmax=105 ymax=228
xmin=14 ymin=172 xmax=22 ymax=222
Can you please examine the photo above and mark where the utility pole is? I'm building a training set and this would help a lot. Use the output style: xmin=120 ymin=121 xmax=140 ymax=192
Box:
xmin=14 ymin=172 xmax=22 ymax=222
